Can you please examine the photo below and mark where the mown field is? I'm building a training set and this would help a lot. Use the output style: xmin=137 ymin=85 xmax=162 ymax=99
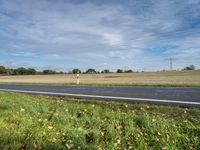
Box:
xmin=0 ymin=92 xmax=199 ymax=150
xmin=0 ymin=70 xmax=200 ymax=87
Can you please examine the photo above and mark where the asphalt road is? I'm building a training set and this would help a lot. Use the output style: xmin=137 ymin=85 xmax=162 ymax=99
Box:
xmin=0 ymin=84 xmax=200 ymax=107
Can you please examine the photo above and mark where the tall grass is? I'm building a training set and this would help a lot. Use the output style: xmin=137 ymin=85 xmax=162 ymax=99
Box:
xmin=0 ymin=92 xmax=199 ymax=149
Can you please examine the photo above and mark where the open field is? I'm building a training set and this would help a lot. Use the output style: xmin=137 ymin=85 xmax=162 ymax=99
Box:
xmin=0 ymin=92 xmax=200 ymax=149
xmin=0 ymin=70 xmax=200 ymax=87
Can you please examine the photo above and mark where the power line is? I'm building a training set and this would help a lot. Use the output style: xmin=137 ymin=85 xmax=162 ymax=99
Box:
xmin=165 ymin=58 xmax=177 ymax=70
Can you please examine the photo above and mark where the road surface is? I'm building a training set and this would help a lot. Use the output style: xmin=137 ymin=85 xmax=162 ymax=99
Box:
xmin=0 ymin=84 xmax=199 ymax=107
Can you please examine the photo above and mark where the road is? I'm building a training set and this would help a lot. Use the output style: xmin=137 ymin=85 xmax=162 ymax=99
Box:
xmin=0 ymin=84 xmax=200 ymax=107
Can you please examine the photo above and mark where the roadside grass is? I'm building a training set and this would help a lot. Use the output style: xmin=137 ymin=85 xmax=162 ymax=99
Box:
xmin=0 ymin=92 xmax=199 ymax=150
xmin=0 ymin=70 xmax=200 ymax=87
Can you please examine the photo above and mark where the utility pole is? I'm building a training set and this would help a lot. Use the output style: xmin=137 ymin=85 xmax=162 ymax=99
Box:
xmin=170 ymin=58 xmax=173 ymax=70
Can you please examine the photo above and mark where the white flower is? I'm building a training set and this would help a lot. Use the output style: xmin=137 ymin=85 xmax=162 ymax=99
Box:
xmin=20 ymin=108 xmax=25 ymax=112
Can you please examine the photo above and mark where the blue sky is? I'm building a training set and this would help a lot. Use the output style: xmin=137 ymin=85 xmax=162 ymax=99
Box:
xmin=0 ymin=0 xmax=200 ymax=71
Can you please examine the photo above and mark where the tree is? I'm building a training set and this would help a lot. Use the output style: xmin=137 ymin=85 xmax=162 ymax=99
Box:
xmin=0 ymin=66 xmax=6 ymax=74
xmin=116 ymin=69 xmax=123 ymax=73
xmin=183 ymin=65 xmax=195 ymax=70
xmin=6 ymin=69 xmax=15 ymax=75
xmin=101 ymin=69 xmax=110 ymax=73
xmin=72 ymin=69 xmax=81 ymax=74
xmin=26 ymin=68 xmax=37 ymax=75
xmin=85 ymin=69 xmax=97 ymax=74
xmin=14 ymin=67 xmax=27 ymax=75
xmin=43 ymin=69 xmax=57 ymax=74
xmin=124 ymin=70 xmax=133 ymax=73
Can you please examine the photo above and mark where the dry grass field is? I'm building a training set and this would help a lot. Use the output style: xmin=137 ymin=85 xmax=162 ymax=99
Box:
xmin=0 ymin=70 xmax=200 ymax=87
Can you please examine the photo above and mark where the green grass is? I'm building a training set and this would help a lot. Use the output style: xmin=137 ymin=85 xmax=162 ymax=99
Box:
xmin=0 ymin=92 xmax=200 ymax=150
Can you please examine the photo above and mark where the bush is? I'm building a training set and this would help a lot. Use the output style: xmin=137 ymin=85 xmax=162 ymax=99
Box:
xmin=116 ymin=69 xmax=123 ymax=73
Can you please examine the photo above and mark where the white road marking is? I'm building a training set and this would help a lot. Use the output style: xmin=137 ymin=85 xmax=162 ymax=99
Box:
xmin=0 ymin=88 xmax=199 ymax=105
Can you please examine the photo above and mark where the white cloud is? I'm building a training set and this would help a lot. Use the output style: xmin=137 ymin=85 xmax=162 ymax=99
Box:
xmin=0 ymin=0 xmax=200 ymax=70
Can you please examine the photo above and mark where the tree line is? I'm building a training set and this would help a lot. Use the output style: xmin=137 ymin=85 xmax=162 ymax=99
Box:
xmin=0 ymin=65 xmax=196 ymax=75
xmin=0 ymin=66 xmax=134 ymax=75
xmin=0 ymin=66 xmax=64 ymax=75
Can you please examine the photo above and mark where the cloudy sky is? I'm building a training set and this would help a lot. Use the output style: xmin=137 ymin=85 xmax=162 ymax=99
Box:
xmin=0 ymin=0 xmax=200 ymax=71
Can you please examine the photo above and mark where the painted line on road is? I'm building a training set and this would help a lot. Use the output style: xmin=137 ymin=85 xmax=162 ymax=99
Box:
xmin=0 ymin=88 xmax=199 ymax=106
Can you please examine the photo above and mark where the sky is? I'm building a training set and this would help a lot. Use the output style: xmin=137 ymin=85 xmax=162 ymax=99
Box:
xmin=0 ymin=0 xmax=200 ymax=72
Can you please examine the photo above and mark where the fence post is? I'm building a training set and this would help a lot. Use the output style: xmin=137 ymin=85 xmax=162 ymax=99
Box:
xmin=76 ymin=73 xmax=80 ymax=85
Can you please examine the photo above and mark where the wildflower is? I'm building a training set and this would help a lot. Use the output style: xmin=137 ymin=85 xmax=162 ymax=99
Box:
xmin=101 ymin=132 xmax=105 ymax=136
xmin=117 ymin=139 xmax=121 ymax=144
xmin=66 ymin=143 xmax=74 ymax=149
xmin=92 ymin=104 xmax=95 ymax=107
xmin=129 ymin=146 xmax=133 ymax=149
xmin=48 ymin=126 xmax=53 ymax=130
xmin=38 ymin=119 xmax=42 ymax=122
xmin=52 ymin=138 xmax=57 ymax=142
xmin=157 ymin=132 xmax=161 ymax=136
xmin=78 ymin=127 xmax=83 ymax=131
xmin=20 ymin=108 xmax=25 ymax=112
xmin=152 ymin=118 xmax=156 ymax=122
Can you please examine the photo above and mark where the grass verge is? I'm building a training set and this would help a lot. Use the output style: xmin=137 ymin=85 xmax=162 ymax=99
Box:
xmin=0 ymin=92 xmax=199 ymax=149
